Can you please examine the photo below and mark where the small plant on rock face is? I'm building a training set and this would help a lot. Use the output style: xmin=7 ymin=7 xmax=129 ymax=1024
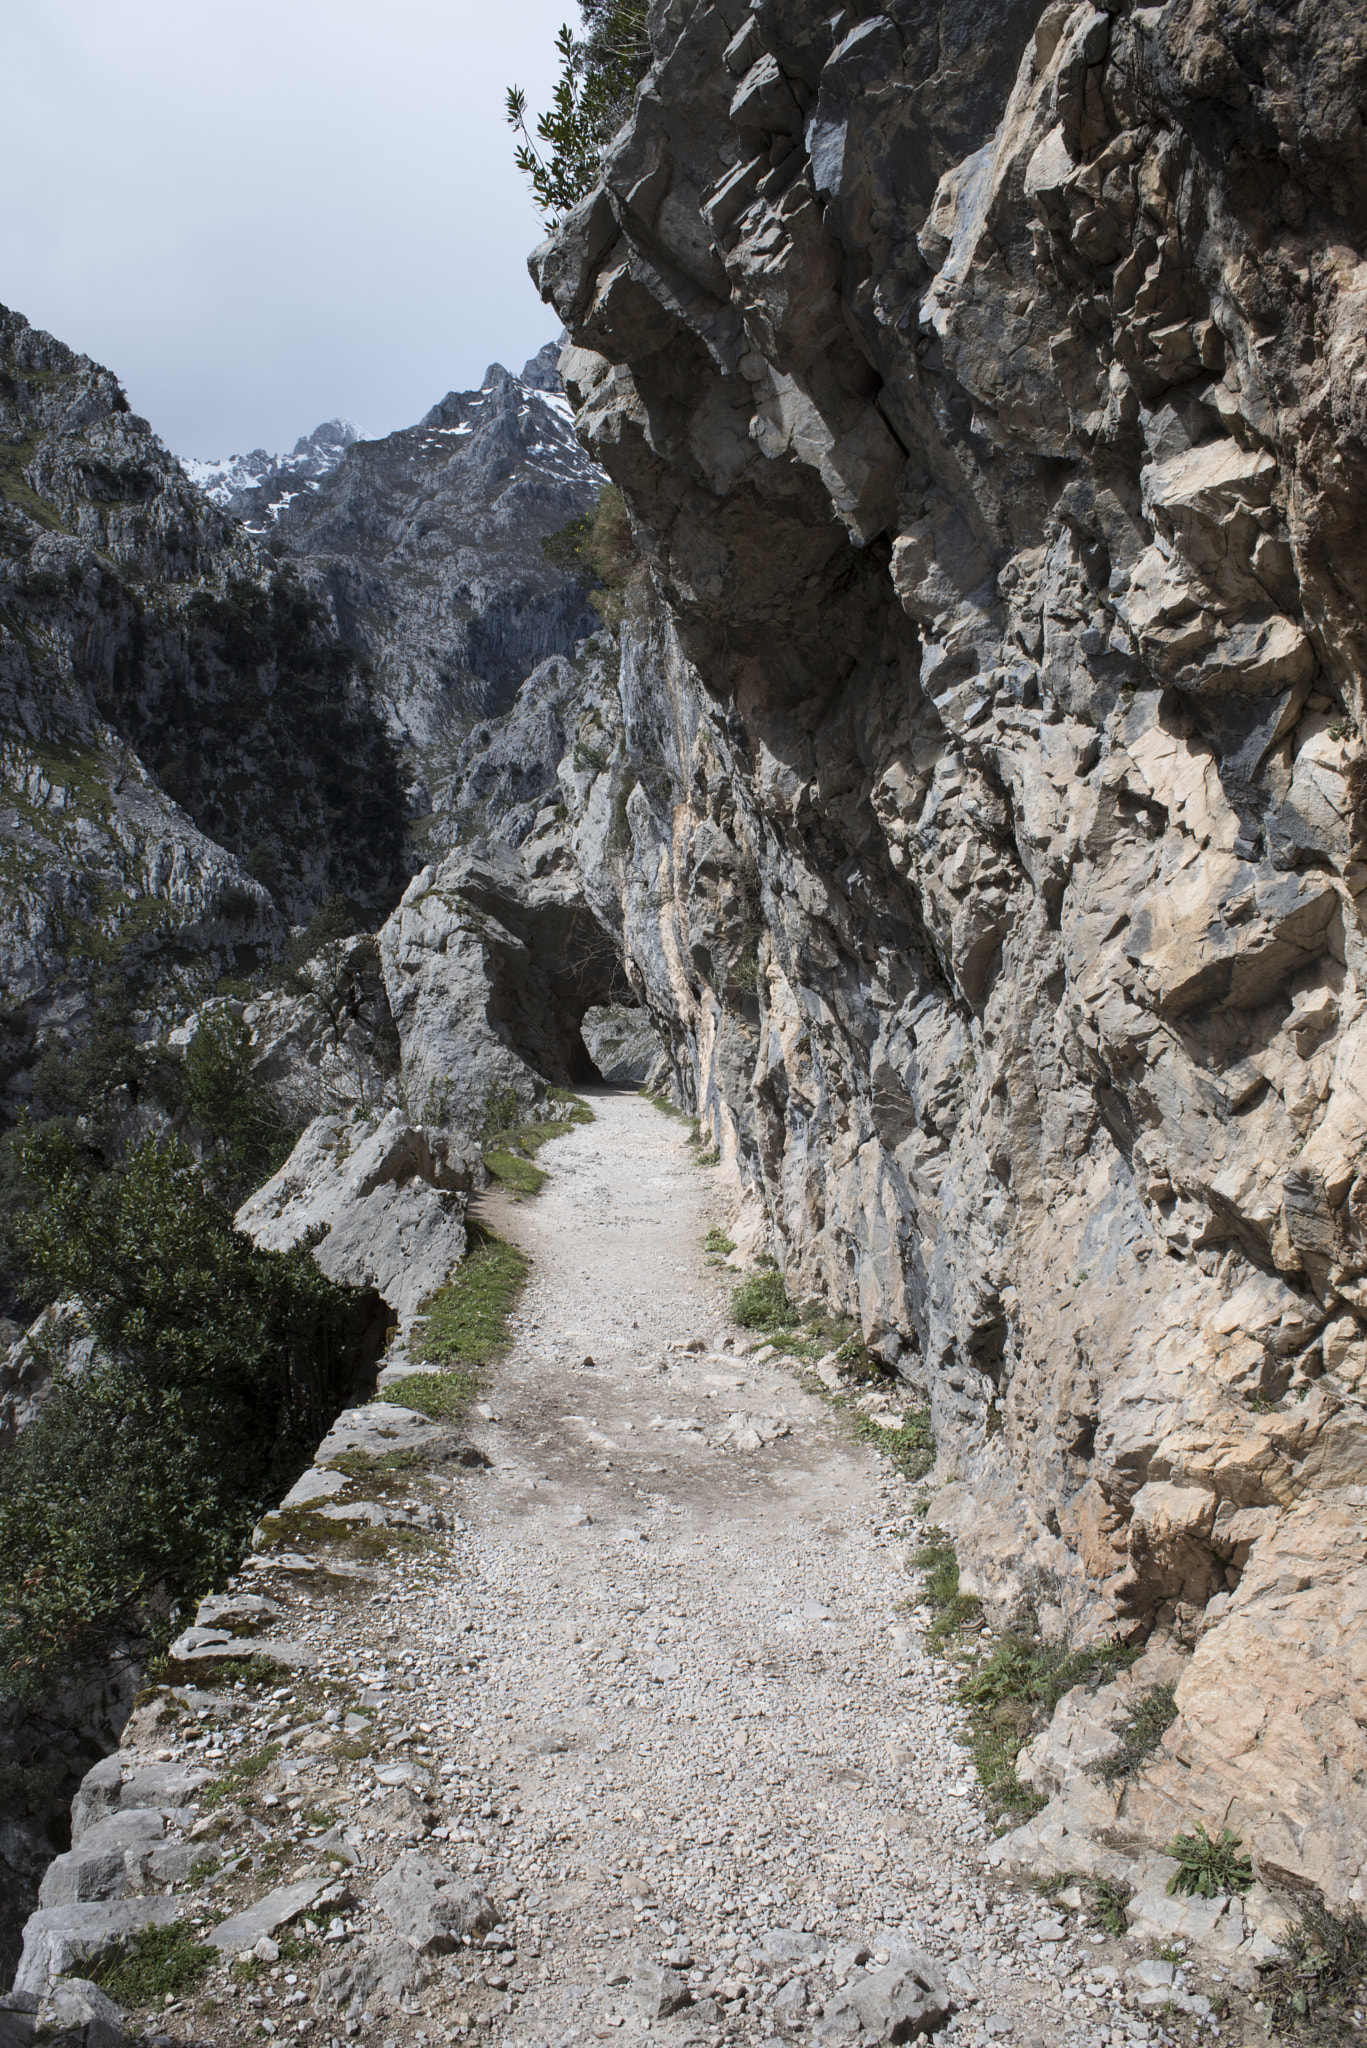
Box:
xmin=1166 ymin=1823 xmax=1254 ymax=1898
xmin=1264 ymin=1898 xmax=1367 ymax=2039
xmin=705 ymin=1229 xmax=736 ymax=1257
xmin=1087 ymin=1877 xmax=1133 ymax=1936
xmin=732 ymin=1268 xmax=796 ymax=1332
xmin=1098 ymin=1682 xmax=1178 ymax=1786
xmin=92 ymin=1922 xmax=215 ymax=2007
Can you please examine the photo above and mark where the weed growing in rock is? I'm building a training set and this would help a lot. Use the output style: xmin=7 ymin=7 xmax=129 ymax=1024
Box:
xmin=1087 ymin=1879 xmax=1133 ymax=1936
xmin=704 ymin=1229 xmax=736 ymax=1257
xmin=200 ymin=1742 xmax=281 ymax=1808
xmin=1097 ymin=1682 xmax=1178 ymax=1785
xmin=92 ymin=1922 xmax=216 ymax=2007
xmin=411 ymin=1225 xmax=529 ymax=1367
xmin=909 ymin=1531 xmax=983 ymax=1653
xmin=958 ymin=1632 xmax=1141 ymax=1823
xmin=849 ymin=1408 xmax=935 ymax=1480
xmin=732 ymin=1269 xmax=796 ymax=1331
xmin=1166 ymin=1823 xmax=1254 ymax=1897
xmin=1264 ymin=1899 xmax=1367 ymax=2042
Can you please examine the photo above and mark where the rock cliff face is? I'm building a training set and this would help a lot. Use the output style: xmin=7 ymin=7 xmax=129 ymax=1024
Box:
xmin=0 ymin=303 xmax=408 ymax=1052
xmin=533 ymin=0 xmax=1367 ymax=1907
xmin=265 ymin=349 xmax=605 ymax=773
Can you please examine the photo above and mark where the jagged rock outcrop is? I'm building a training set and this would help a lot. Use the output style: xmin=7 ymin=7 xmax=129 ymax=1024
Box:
xmin=265 ymin=351 xmax=605 ymax=770
xmin=235 ymin=1110 xmax=481 ymax=1334
xmin=532 ymin=0 xmax=1367 ymax=1908
xmin=381 ymin=828 xmax=632 ymax=1130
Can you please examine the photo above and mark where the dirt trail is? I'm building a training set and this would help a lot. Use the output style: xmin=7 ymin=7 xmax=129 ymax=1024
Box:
xmin=395 ymin=1090 xmax=1100 ymax=2048
xmin=82 ymin=1090 xmax=1129 ymax=2048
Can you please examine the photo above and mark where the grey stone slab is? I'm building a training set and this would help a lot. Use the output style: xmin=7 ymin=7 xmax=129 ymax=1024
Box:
xmin=209 ymin=1879 xmax=333 ymax=1953
xmin=13 ymin=1901 xmax=179 ymax=1998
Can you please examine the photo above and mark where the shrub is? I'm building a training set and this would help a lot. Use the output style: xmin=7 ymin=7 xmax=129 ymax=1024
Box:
xmin=0 ymin=1133 xmax=372 ymax=1700
xmin=506 ymin=5 xmax=651 ymax=226
xmin=540 ymin=486 xmax=639 ymax=627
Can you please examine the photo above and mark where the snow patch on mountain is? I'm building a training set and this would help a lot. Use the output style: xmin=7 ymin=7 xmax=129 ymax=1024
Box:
xmin=180 ymin=418 xmax=361 ymax=525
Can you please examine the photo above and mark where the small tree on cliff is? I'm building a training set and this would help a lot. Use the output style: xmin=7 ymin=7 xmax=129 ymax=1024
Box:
xmin=506 ymin=0 xmax=650 ymax=226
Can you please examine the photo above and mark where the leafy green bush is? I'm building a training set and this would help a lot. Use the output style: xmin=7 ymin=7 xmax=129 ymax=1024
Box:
xmin=176 ymin=1012 xmax=296 ymax=1203
xmin=1166 ymin=1823 xmax=1254 ymax=1898
xmin=0 ymin=1133 xmax=373 ymax=1701
xmin=506 ymin=4 xmax=650 ymax=225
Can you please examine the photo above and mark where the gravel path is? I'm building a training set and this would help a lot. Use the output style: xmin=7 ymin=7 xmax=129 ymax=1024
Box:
xmin=345 ymin=1092 xmax=1126 ymax=2048
xmin=100 ymin=1091 xmax=1176 ymax=2048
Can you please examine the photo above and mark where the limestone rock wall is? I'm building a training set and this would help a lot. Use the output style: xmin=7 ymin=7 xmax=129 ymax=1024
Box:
xmin=534 ymin=0 xmax=1367 ymax=1906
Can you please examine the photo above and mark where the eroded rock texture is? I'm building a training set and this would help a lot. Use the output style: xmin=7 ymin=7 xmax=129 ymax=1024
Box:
xmin=534 ymin=0 xmax=1367 ymax=1905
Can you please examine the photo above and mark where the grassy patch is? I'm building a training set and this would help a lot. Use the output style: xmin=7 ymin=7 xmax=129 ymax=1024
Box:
xmin=1264 ymin=1900 xmax=1367 ymax=2042
xmin=640 ymin=1087 xmax=689 ymax=1119
xmin=485 ymin=1147 xmax=548 ymax=1195
xmin=705 ymin=1229 xmax=736 ymax=1257
xmin=186 ymin=1654 xmax=291 ymax=1690
xmin=201 ymin=1742 xmax=281 ymax=1808
xmin=93 ymin=1922 xmax=215 ymax=2007
xmin=958 ymin=1632 xmax=1141 ymax=1825
xmin=380 ymin=1369 xmax=483 ymax=1425
xmin=1166 ymin=1823 xmax=1254 ymax=1897
xmin=411 ymin=1225 xmax=528 ymax=1366
xmin=330 ymin=1447 xmax=425 ymax=1480
xmin=732 ymin=1268 xmax=797 ymax=1331
xmin=850 ymin=1408 xmax=935 ymax=1481
xmin=1098 ymin=1682 xmax=1178 ymax=1785
xmin=910 ymin=1530 xmax=983 ymax=1653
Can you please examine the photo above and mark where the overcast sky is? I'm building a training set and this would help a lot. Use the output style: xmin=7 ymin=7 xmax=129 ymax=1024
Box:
xmin=5 ymin=1 xmax=577 ymax=457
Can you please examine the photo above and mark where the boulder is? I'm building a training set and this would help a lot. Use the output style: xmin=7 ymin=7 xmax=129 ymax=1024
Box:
xmin=372 ymin=1853 xmax=494 ymax=1953
xmin=235 ymin=1110 xmax=481 ymax=1331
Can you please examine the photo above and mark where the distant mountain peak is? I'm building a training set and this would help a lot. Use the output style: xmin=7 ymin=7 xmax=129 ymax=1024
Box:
xmin=180 ymin=417 xmax=361 ymax=526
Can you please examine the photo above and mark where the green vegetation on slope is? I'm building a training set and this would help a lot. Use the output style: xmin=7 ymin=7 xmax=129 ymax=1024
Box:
xmin=0 ymin=1133 xmax=373 ymax=1704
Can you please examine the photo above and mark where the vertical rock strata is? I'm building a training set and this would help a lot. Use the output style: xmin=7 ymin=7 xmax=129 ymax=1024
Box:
xmin=532 ymin=0 xmax=1367 ymax=1902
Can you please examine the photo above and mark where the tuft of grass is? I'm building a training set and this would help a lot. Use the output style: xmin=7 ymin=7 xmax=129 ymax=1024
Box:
xmin=1166 ymin=1823 xmax=1254 ymax=1898
xmin=330 ymin=1447 xmax=424 ymax=1480
xmin=959 ymin=1632 xmax=1141 ymax=1824
xmin=1088 ymin=1878 xmax=1133 ymax=1936
xmin=1098 ymin=1682 xmax=1178 ymax=1785
xmin=705 ymin=1229 xmax=736 ymax=1257
xmin=380 ymin=1368 xmax=483 ymax=1424
xmin=411 ymin=1224 xmax=529 ymax=1365
xmin=93 ymin=1922 xmax=215 ymax=2007
xmin=201 ymin=1742 xmax=280 ymax=1808
xmin=910 ymin=1530 xmax=983 ymax=1654
xmin=484 ymin=1148 xmax=547 ymax=1195
xmin=732 ymin=1268 xmax=797 ymax=1331
xmin=1264 ymin=1899 xmax=1367 ymax=2042
xmin=850 ymin=1408 xmax=935 ymax=1481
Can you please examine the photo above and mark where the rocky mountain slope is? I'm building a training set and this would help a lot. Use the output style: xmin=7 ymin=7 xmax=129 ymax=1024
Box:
xmin=181 ymin=419 xmax=360 ymax=527
xmin=0 ymin=302 xmax=407 ymax=1054
xmin=260 ymin=345 xmax=605 ymax=782
xmin=527 ymin=0 xmax=1367 ymax=1914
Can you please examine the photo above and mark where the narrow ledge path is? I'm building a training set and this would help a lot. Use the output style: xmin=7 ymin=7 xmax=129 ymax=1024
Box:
xmin=46 ymin=1091 xmax=1158 ymax=2048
